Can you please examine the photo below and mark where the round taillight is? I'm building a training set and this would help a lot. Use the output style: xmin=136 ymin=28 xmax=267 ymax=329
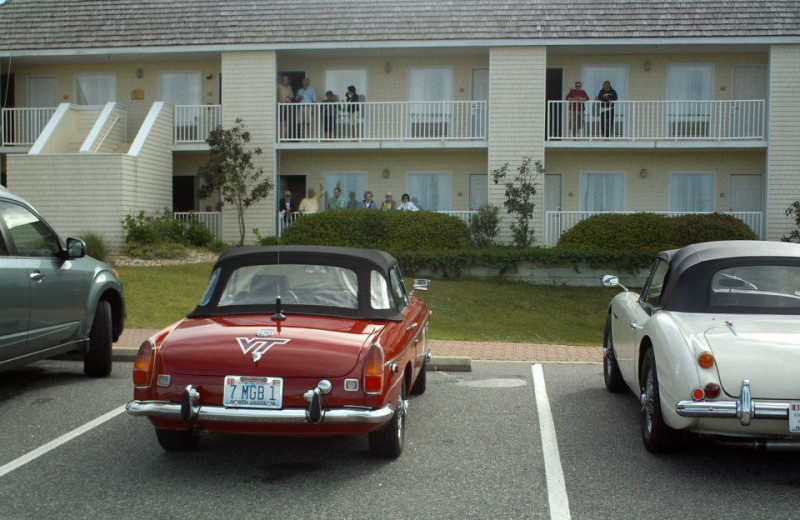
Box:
xmin=692 ymin=388 xmax=705 ymax=401
xmin=704 ymin=383 xmax=721 ymax=399
xmin=697 ymin=352 xmax=715 ymax=369
xmin=133 ymin=339 xmax=156 ymax=387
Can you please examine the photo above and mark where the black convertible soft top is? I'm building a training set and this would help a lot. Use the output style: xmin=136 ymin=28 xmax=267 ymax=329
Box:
xmin=657 ymin=241 xmax=800 ymax=312
xmin=189 ymin=246 xmax=406 ymax=321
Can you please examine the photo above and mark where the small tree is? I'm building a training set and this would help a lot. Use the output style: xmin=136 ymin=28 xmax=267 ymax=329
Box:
xmin=491 ymin=156 xmax=542 ymax=247
xmin=781 ymin=201 xmax=800 ymax=242
xmin=198 ymin=119 xmax=273 ymax=245
xmin=468 ymin=203 xmax=500 ymax=247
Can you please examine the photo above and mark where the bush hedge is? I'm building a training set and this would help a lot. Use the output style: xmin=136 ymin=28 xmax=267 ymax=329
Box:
xmin=122 ymin=209 xmax=216 ymax=248
xmin=557 ymin=212 xmax=757 ymax=251
xmin=280 ymin=210 xmax=470 ymax=252
xmin=79 ymin=231 xmax=111 ymax=262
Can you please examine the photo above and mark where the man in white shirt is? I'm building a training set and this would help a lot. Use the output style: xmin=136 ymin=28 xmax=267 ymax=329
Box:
xmin=295 ymin=77 xmax=318 ymax=138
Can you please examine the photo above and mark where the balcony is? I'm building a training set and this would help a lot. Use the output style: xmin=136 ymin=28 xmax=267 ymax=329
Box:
xmin=546 ymin=100 xmax=766 ymax=148
xmin=174 ymin=105 xmax=223 ymax=147
xmin=277 ymin=101 xmax=487 ymax=149
xmin=1 ymin=107 xmax=58 ymax=148
xmin=544 ymin=210 xmax=764 ymax=247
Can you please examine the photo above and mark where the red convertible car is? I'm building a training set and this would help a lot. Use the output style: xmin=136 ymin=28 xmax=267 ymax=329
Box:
xmin=126 ymin=246 xmax=431 ymax=458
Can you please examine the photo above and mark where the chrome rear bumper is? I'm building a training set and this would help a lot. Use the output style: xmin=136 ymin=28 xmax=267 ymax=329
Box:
xmin=126 ymin=400 xmax=394 ymax=425
xmin=676 ymin=379 xmax=793 ymax=427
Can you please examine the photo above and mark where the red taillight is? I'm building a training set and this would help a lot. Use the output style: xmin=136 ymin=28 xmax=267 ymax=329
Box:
xmin=364 ymin=344 xmax=385 ymax=394
xmin=692 ymin=388 xmax=705 ymax=401
xmin=704 ymin=383 xmax=721 ymax=399
xmin=697 ymin=352 xmax=715 ymax=369
xmin=133 ymin=339 xmax=156 ymax=387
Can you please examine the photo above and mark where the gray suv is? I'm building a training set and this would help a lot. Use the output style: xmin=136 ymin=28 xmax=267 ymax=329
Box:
xmin=0 ymin=187 xmax=125 ymax=376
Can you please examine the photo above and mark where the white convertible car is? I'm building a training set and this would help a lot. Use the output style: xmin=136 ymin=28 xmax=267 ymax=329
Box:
xmin=603 ymin=241 xmax=800 ymax=452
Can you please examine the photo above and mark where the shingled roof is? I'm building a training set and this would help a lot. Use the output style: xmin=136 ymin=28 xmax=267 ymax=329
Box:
xmin=1 ymin=0 xmax=799 ymax=52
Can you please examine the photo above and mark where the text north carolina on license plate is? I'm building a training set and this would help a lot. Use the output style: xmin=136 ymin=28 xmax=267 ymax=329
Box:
xmin=223 ymin=376 xmax=283 ymax=409
xmin=790 ymin=402 xmax=800 ymax=433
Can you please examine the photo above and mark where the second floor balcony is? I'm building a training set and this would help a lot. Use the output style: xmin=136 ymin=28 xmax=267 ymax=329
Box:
xmin=1 ymin=107 xmax=58 ymax=147
xmin=277 ymin=101 xmax=488 ymax=149
xmin=546 ymin=100 xmax=766 ymax=148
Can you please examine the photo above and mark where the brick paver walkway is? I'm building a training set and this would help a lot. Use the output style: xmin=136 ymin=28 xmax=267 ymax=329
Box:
xmin=118 ymin=329 xmax=602 ymax=363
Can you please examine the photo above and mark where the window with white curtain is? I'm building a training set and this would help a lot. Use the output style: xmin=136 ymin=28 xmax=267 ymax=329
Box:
xmin=581 ymin=66 xmax=627 ymax=104
xmin=159 ymin=72 xmax=202 ymax=105
xmin=406 ymin=172 xmax=452 ymax=211
xmin=580 ymin=172 xmax=626 ymax=212
xmin=323 ymin=69 xmax=368 ymax=100
xmin=75 ymin=74 xmax=116 ymax=105
xmin=408 ymin=68 xmax=454 ymax=137
xmin=667 ymin=65 xmax=713 ymax=116
xmin=668 ymin=173 xmax=715 ymax=212
xmin=323 ymin=172 xmax=367 ymax=209
xmin=408 ymin=68 xmax=454 ymax=102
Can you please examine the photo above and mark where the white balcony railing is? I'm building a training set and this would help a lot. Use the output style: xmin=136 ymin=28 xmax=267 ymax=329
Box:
xmin=278 ymin=101 xmax=487 ymax=142
xmin=174 ymin=211 xmax=223 ymax=241
xmin=278 ymin=209 xmax=477 ymax=236
xmin=546 ymin=100 xmax=765 ymax=141
xmin=544 ymin=210 xmax=764 ymax=247
xmin=174 ymin=105 xmax=223 ymax=144
xmin=1 ymin=107 xmax=58 ymax=146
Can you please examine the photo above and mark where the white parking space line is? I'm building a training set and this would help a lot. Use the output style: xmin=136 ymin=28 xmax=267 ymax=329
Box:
xmin=532 ymin=364 xmax=571 ymax=520
xmin=0 ymin=405 xmax=126 ymax=478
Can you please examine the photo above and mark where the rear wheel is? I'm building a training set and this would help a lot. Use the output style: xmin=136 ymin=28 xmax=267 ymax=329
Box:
xmin=155 ymin=428 xmax=201 ymax=451
xmin=368 ymin=380 xmax=407 ymax=459
xmin=640 ymin=348 xmax=679 ymax=453
xmin=603 ymin=314 xmax=626 ymax=393
xmin=410 ymin=359 xmax=427 ymax=395
xmin=84 ymin=300 xmax=112 ymax=377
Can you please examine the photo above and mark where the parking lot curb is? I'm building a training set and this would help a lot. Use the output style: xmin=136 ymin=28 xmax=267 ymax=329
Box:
xmin=428 ymin=356 xmax=472 ymax=372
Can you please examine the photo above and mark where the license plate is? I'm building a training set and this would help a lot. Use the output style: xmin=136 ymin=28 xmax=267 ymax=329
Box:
xmin=790 ymin=402 xmax=800 ymax=433
xmin=223 ymin=376 xmax=283 ymax=409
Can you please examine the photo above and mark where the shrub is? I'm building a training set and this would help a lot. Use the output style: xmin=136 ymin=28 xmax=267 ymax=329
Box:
xmin=80 ymin=231 xmax=110 ymax=262
xmin=281 ymin=210 xmax=470 ymax=253
xmin=468 ymin=204 xmax=500 ymax=247
xmin=781 ymin=201 xmax=800 ymax=243
xmin=557 ymin=212 xmax=756 ymax=252
xmin=121 ymin=242 xmax=189 ymax=260
xmin=122 ymin=209 xmax=216 ymax=248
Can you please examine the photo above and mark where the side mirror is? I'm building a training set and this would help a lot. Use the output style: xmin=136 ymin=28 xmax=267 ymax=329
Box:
xmin=66 ymin=238 xmax=86 ymax=259
xmin=412 ymin=279 xmax=431 ymax=291
xmin=602 ymin=275 xmax=619 ymax=287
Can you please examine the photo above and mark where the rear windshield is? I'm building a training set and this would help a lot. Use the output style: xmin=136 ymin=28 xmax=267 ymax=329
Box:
xmin=710 ymin=265 xmax=800 ymax=312
xmin=216 ymin=264 xmax=359 ymax=309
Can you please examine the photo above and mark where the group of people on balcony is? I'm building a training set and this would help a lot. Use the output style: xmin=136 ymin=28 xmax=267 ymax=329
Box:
xmin=278 ymin=76 xmax=363 ymax=140
xmin=279 ymin=181 xmax=419 ymax=225
xmin=565 ymin=80 xmax=618 ymax=138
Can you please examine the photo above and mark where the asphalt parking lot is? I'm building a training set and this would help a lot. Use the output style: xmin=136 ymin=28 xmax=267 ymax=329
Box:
xmin=1 ymin=360 xmax=800 ymax=519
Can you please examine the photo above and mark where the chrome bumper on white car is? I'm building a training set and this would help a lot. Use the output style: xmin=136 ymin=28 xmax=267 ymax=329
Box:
xmin=676 ymin=379 xmax=792 ymax=426
xmin=127 ymin=383 xmax=394 ymax=426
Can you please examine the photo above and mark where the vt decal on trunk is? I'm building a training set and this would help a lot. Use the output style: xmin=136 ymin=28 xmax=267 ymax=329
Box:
xmin=237 ymin=337 xmax=292 ymax=362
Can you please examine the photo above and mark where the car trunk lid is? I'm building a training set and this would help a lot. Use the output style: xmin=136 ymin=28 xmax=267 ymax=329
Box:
xmin=704 ymin=317 xmax=800 ymax=399
xmin=161 ymin=315 xmax=382 ymax=378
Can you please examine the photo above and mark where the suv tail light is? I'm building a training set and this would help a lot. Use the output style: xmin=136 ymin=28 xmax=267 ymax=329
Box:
xmin=133 ymin=339 xmax=156 ymax=388
xmin=364 ymin=344 xmax=385 ymax=394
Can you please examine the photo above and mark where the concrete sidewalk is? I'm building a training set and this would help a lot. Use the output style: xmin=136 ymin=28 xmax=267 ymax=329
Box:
xmin=114 ymin=328 xmax=602 ymax=370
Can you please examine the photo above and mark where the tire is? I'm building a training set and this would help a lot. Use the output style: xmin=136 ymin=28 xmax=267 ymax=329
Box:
xmin=84 ymin=300 xmax=112 ymax=377
xmin=155 ymin=428 xmax=201 ymax=451
xmin=410 ymin=359 xmax=427 ymax=395
xmin=603 ymin=314 xmax=626 ymax=393
xmin=640 ymin=348 xmax=679 ymax=453
xmin=368 ymin=379 xmax=407 ymax=459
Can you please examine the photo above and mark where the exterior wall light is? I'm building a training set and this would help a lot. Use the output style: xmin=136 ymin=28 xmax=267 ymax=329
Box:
xmin=382 ymin=168 xmax=390 ymax=179
xmin=640 ymin=168 xmax=648 ymax=179
xmin=644 ymin=61 xmax=652 ymax=72
xmin=136 ymin=68 xmax=144 ymax=79
xmin=384 ymin=63 xmax=391 ymax=73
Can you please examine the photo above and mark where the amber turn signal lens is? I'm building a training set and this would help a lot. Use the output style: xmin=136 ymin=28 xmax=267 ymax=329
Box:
xmin=704 ymin=383 xmax=721 ymax=399
xmin=133 ymin=339 xmax=156 ymax=387
xmin=697 ymin=351 xmax=715 ymax=369
xmin=364 ymin=344 xmax=385 ymax=394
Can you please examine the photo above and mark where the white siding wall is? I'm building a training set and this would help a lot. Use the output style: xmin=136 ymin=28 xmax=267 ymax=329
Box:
xmin=94 ymin=105 xmax=128 ymax=153
xmin=488 ymin=47 xmax=546 ymax=244
xmin=766 ymin=44 xmax=800 ymax=241
xmin=124 ymin=103 xmax=174 ymax=220
xmin=221 ymin=51 xmax=276 ymax=244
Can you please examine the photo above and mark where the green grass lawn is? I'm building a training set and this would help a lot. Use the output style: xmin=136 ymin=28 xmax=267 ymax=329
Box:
xmin=118 ymin=263 xmax=617 ymax=346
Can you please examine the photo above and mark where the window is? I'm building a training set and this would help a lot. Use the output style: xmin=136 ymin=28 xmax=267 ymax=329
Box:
xmin=159 ymin=72 xmax=202 ymax=105
xmin=408 ymin=68 xmax=454 ymax=137
xmin=389 ymin=267 xmax=408 ymax=308
xmin=667 ymin=65 xmax=713 ymax=103
xmin=370 ymin=270 xmax=391 ymax=310
xmin=75 ymin=74 xmax=116 ymax=105
xmin=324 ymin=172 xmax=367 ymax=209
xmin=580 ymin=172 xmax=625 ymax=212
xmin=669 ymin=173 xmax=715 ymax=212
xmin=0 ymin=201 xmax=59 ymax=257
xmin=643 ymin=260 xmax=669 ymax=308
xmin=710 ymin=265 xmax=800 ymax=313
xmin=406 ymin=172 xmax=452 ymax=211
xmin=0 ymin=230 xmax=8 ymax=256
xmin=324 ymin=69 xmax=368 ymax=100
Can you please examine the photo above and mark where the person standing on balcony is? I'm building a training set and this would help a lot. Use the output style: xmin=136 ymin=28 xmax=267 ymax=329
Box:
xmin=295 ymin=77 xmax=318 ymax=139
xmin=299 ymin=180 xmax=325 ymax=214
xmin=596 ymin=80 xmax=618 ymax=138
xmin=381 ymin=193 xmax=396 ymax=211
xmin=278 ymin=190 xmax=297 ymax=226
xmin=566 ymin=81 xmax=589 ymax=137
xmin=277 ymin=75 xmax=295 ymax=139
xmin=397 ymin=193 xmax=419 ymax=211
xmin=328 ymin=186 xmax=347 ymax=210
xmin=345 ymin=86 xmax=362 ymax=139
xmin=360 ymin=191 xmax=378 ymax=210
xmin=322 ymin=90 xmax=339 ymax=139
